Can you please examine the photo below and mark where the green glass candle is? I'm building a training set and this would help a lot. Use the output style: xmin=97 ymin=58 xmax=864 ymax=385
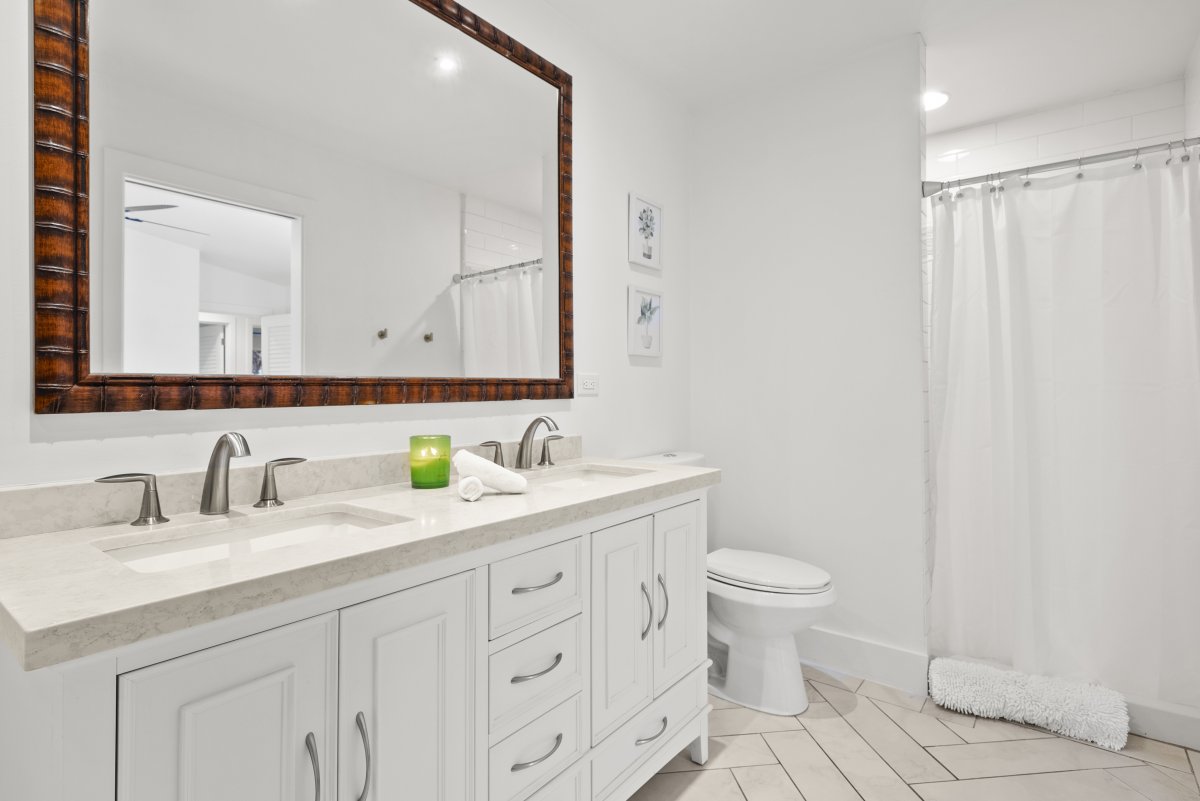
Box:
xmin=409 ymin=435 xmax=451 ymax=489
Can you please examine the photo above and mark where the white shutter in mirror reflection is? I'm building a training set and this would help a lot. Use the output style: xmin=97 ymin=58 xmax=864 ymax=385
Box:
xmin=260 ymin=314 xmax=294 ymax=375
xmin=197 ymin=323 xmax=226 ymax=375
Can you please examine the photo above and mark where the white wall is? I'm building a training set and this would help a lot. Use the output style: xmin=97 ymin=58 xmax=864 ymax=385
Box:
xmin=689 ymin=36 xmax=929 ymax=692
xmin=199 ymin=262 xmax=289 ymax=319
xmin=928 ymin=80 xmax=1186 ymax=182
xmin=0 ymin=0 xmax=691 ymax=489
xmin=1187 ymin=36 xmax=1200 ymax=136
xmin=123 ymin=229 xmax=201 ymax=374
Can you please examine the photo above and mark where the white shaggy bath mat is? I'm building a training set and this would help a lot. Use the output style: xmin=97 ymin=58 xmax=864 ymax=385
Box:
xmin=928 ymin=657 xmax=1129 ymax=751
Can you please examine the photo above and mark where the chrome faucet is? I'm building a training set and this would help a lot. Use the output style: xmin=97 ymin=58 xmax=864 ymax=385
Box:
xmin=515 ymin=416 xmax=559 ymax=469
xmin=200 ymin=432 xmax=251 ymax=514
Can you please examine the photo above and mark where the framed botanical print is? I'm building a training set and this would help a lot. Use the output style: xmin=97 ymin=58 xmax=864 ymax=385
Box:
xmin=628 ymin=193 xmax=662 ymax=270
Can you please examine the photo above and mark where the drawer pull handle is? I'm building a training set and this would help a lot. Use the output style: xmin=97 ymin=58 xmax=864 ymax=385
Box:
xmin=641 ymin=582 xmax=653 ymax=640
xmin=511 ymin=652 xmax=564 ymax=684
xmin=511 ymin=733 xmax=563 ymax=772
xmin=635 ymin=716 xmax=669 ymax=746
xmin=355 ymin=711 xmax=372 ymax=801
xmin=304 ymin=732 xmax=321 ymax=801
xmin=657 ymin=574 xmax=670 ymax=630
xmin=512 ymin=571 xmax=564 ymax=595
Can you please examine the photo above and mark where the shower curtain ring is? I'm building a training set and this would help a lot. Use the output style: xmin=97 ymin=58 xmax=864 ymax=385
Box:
xmin=1076 ymin=158 xmax=1085 ymax=180
xmin=1023 ymin=168 xmax=1032 ymax=188
xmin=1133 ymin=148 xmax=1143 ymax=170
xmin=1166 ymin=142 xmax=1175 ymax=166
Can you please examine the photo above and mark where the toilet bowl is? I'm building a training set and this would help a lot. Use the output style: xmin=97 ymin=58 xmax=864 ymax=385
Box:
xmin=706 ymin=548 xmax=835 ymax=715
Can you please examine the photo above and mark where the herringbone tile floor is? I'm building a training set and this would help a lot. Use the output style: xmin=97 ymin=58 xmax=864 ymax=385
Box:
xmin=631 ymin=669 xmax=1200 ymax=801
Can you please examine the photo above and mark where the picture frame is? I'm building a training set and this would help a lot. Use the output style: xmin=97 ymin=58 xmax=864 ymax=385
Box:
xmin=628 ymin=285 xmax=663 ymax=357
xmin=628 ymin=193 xmax=662 ymax=270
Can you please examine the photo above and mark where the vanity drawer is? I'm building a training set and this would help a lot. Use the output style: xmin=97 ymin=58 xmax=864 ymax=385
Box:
xmin=590 ymin=669 xmax=707 ymax=800
xmin=491 ymin=615 xmax=583 ymax=734
xmin=490 ymin=693 xmax=586 ymax=801
xmin=490 ymin=538 xmax=582 ymax=638
xmin=527 ymin=757 xmax=589 ymax=801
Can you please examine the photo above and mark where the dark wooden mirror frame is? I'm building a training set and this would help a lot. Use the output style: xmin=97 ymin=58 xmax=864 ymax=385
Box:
xmin=32 ymin=0 xmax=573 ymax=413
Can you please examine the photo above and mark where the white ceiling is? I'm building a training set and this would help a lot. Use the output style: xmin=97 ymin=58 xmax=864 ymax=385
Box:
xmin=91 ymin=0 xmax=558 ymax=215
xmin=125 ymin=182 xmax=294 ymax=285
xmin=541 ymin=0 xmax=1200 ymax=134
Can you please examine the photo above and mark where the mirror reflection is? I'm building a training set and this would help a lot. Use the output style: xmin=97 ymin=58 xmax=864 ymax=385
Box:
xmin=89 ymin=0 xmax=561 ymax=379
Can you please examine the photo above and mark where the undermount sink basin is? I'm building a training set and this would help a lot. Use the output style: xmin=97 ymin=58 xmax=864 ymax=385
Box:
xmin=97 ymin=506 xmax=411 ymax=574
xmin=525 ymin=463 xmax=653 ymax=490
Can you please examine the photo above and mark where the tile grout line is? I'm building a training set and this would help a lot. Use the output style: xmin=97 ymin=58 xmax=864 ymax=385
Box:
xmin=724 ymin=767 xmax=752 ymax=801
xmin=1104 ymin=767 xmax=1173 ymax=801
xmin=863 ymin=696 xmax=966 ymax=760
xmin=763 ymin=725 xmax=867 ymax=801
xmin=793 ymin=705 xmax=923 ymax=797
xmin=869 ymin=697 xmax=966 ymax=745
xmin=752 ymin=735 xmax=814 ymax=800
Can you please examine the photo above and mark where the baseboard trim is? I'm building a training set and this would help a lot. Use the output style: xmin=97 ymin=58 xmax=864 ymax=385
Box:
xmin=794 ymin=626 xmax=928 ymax=696
xmin=1127 ymin=695 xmax=1200 ymax=751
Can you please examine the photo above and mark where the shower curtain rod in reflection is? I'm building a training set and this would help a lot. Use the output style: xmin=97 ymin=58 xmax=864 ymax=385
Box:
xmin=453 ymin=258 xmax=543 ymax=284
xmin=922 ymin=135 xmax=1200 ymax=198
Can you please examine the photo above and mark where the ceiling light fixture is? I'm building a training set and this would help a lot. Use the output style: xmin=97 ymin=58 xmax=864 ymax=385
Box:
xmin=435 ymin=55 xmax=461 ymax=75
xmin=923 ymin=90 xmax=950 ymax=111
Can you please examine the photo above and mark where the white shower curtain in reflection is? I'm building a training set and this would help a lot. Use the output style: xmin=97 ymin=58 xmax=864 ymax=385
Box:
xmin=928 ymin=160 xmax=1200 ymax=710
xmin=461 ymin=268 xmax=543 ymax=377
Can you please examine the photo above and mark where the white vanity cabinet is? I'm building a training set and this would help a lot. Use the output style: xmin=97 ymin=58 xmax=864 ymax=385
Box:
xmin=591 ymin=502 xmax=706 ymax=741
xmin=339 ymin=572 xmax=476 ymax=801
xmin=0 ymin=487 xmax=715 ymax=801
xmin=116 ymin=614 xmax=339 ymax=801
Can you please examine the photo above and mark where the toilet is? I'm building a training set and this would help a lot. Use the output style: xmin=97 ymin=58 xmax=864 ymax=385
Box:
xmin=706 ymin=549 xmax=836 ymax=715
xmin=631 ymin=451 xmax=836 ymax=716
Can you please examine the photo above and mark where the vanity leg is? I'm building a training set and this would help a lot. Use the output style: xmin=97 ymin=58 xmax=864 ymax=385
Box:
xmin=688 ymin=716 xmax=710 ymax=765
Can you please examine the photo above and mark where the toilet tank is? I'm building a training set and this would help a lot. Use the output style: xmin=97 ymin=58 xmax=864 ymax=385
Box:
xmin=630 ymin=451 xmax=705 ymax=466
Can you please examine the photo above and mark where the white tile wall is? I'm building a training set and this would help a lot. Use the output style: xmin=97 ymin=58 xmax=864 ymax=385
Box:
xmin=461 ymin=195 xmax=543 ymax=273
xmin=927 ymin=80 xmax=1186 ymax=182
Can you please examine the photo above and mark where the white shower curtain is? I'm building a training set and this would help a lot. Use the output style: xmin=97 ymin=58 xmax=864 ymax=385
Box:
xmin=928 ymin=159 xmax=1200 ymax=710
xmin=460 ymin=268 xmax=544 ymax=377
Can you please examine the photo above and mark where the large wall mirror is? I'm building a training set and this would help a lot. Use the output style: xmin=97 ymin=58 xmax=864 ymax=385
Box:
xmin=32 ymin=0 xmax=573 ymax=413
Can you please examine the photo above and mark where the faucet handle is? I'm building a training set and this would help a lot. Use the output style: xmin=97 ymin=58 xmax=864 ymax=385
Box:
xmin=96 ymin=473 xmax=169 ymax=526
xmin=539 ymin=435 xmax=564 ymax=467
xmin=480 ymin=441 xmax=505 ymax=468
xmin=254 ymin=458 xmax=307 ymax=508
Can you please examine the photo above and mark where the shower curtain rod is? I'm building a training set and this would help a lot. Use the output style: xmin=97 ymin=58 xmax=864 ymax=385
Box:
xmin=922 ymin=135 xmax=1200 ymax=198
xmin=452 ymin=257 xmax=543 ymax=284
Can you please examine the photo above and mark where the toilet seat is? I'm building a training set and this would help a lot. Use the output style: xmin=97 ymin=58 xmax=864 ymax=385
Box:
xmin=707 ymin=548 xmax=831 ymax=594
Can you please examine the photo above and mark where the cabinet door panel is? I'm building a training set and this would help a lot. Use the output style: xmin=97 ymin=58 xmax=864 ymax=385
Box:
xmin=591 ymin=516 xmax=653 ymax=741
xmin=653 ymin=502 xmax=706 ymax=694
xmin=339 ymin=572 xmax=475 ymax=801
xmin=117 ymin=614 xmax=338 ymax=801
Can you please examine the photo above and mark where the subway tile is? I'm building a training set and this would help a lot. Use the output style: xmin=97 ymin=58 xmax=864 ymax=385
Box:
xmin=1084 ymin=81 xmax=1184 ymax=124
xmin=928 ymin=123 xmax=998 ymax=155
xmin=463 ymin=212 xmax=502 ymax=236
xmin=998 ymin=104 xmax=1085 ymax=142
xmin=1037 ymin=118 xmax=1133 ymax=157
xmin=1132 ymin=106 xmax=1186 ymax=140
xmin=927 ymin=737 xmax=1143 ymax=779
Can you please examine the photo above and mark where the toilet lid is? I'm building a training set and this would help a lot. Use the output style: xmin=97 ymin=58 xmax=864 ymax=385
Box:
xmin=707 ymin=548 xmax=832 ymax=592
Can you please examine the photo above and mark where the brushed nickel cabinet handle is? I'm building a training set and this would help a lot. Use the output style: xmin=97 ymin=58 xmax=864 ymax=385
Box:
xmin=635 ymin=716 xmax=669 ymax=746
xmin=305 ymin=732 xmax=321 ymax=801
xmin=512 ymin=571 xmax=563 ymax=595
xmin=657 ymin=574 xmax=670 ymax=630
xmin=510 ymin=733 xmax=563 ymax=772
xmin=641 ymin=582 xmax=653 ymax=641
xmin=355 ymin=711 xmax=372 ymax=801
xmin=511 ymin=652 xmax=563 ymax=684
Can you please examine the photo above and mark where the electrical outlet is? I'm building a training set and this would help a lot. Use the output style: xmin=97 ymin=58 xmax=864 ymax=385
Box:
xmin=577 ymin=373 xmax=599 ymax=396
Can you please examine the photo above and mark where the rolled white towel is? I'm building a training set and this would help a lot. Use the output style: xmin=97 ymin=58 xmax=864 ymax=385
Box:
xmin=453 ymin=449 xmax=528 ymax=494
xmin=457 ymin=476 xmax=485 ymax=502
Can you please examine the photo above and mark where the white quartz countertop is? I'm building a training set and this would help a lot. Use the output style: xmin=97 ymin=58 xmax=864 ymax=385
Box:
xmin=0 ymin=459 xmax=719 ymax=671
